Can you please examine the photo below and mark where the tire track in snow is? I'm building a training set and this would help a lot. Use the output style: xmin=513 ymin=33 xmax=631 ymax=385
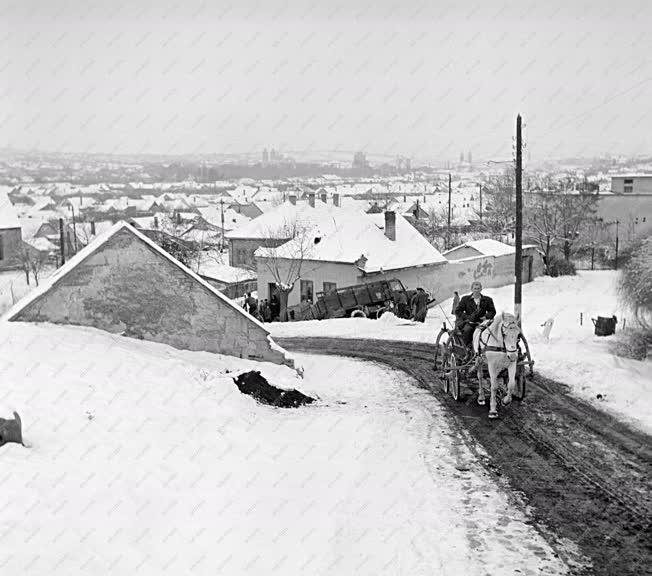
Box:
xmin=278 ymin=337 xmax=652 ymax=576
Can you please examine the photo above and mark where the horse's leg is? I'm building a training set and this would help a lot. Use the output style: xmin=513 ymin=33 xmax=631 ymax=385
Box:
xmin=502 ymin=360 xmax=517 ymax=406
xmin=477 ymin=358 xmax=485 ymax=405
xmin=487 ymin=357 xmax=499 ymax=418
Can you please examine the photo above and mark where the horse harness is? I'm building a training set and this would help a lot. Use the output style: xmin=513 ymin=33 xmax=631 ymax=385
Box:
xmin=478 ymin=323 xmax=519 ymax=354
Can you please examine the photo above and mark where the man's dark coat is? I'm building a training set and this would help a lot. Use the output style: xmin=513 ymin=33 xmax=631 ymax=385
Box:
xmin=455 ymin=293 xmax=496 ymax=325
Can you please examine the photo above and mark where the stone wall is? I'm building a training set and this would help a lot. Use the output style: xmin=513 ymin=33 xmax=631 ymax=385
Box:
xmin=11 ymin=227 xmax=291 ymax=366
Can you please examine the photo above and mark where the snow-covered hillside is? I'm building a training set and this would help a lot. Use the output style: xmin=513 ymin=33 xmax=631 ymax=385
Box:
xmin=272 ymin=271 xmax=652 ymax=435
xmin=0 ymin=322 xmax=575 ymax=575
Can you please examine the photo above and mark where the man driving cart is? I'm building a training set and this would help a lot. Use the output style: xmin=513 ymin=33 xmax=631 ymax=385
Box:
xmin=455 ymin=281 xmax=496 ymax=353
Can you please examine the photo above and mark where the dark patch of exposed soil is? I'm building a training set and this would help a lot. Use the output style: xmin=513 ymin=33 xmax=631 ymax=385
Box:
xmin=233 ymin=370 xmax=315 ymax=408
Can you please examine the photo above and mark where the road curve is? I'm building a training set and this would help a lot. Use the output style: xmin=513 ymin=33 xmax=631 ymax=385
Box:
xmin=277 ymin=336 xmax=652 ymax=576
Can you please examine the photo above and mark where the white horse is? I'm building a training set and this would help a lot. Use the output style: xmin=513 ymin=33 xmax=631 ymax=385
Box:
xmin=472 ymin=312 xmax=521 ymax=419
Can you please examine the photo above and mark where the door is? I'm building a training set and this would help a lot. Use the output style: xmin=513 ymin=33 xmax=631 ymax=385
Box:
xmin=268 ymin=282 xmax=279 ymax=300
xmin=522 ymin=255 xmax=533 ymax=283
xmin=300 ymin=279 xmax=314 ymax=304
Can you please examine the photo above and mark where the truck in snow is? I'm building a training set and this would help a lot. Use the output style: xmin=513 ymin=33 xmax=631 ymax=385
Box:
xmin=288 ymin=278 xmax=416 ymax=321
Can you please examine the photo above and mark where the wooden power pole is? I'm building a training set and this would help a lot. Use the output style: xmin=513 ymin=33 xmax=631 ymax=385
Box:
xmin=515 ymin=114 xmax=523 ymax=325
xmin=479 ymin=183 xmax=483 ymax=223
xmin=447 ymin=173 xmax=452 ymax=248
xmin=58 ymin=218 xmax=66 ymax=265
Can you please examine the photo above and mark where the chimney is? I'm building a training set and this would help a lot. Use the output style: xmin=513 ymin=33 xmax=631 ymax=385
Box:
xmin=90 ymin=221 xmax=96 ymax=235
xmin=308 ymin=192 xmax=315 ymax=208
xmin=384 ymin=211 xmax=396 ymax=241
xmin=333 ymin=193 xmax=340 ymax=207
xmin=320 ymin=192 xmax=327 ymax=204
xmin=289 ymin=195 xmax=297 ymax=205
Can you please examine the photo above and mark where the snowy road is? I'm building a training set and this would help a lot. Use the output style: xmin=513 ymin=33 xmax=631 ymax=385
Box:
xmin=1 ymin=322 xmax=571 ymax=575
xmin=279 ymin=338 xmax=652 ymax=576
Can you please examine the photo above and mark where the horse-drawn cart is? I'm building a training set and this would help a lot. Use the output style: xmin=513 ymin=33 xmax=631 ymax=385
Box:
xmin=432 ymin=320 xmax=535 ymax=412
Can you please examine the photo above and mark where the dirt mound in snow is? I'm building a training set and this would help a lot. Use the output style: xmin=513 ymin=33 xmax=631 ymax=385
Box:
xmin=233 ymin=371 xmax=315 ymax=408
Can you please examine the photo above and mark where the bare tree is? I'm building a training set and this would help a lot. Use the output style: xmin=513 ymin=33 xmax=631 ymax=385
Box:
xmin=472 ymin=173 xmax=515 ymax=238
xmin=525 ymin=192 xmax=598 ymax=268
xmin=412 ymin=205 xmax=448 ymax=250
xmin=13 ymin=242 xmax=51 ymax=286
xmin=255 ymin=217 xmax=315 ymax=321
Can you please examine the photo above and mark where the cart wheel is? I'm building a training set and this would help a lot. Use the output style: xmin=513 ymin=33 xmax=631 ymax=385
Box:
xmin=433 ymin=329 xmax=448 ymax=370
xmin=441 ymin=352 xmax=450 ymax=394
xmin=449 ymin=354 xmax=461 ymax=401
xmin=513 ymin=370 xmax=526 ymax=401
xmin=351 ymin=309 xmax=366 ymax=318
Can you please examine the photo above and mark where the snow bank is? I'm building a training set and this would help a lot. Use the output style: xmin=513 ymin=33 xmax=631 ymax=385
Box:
xmin=0 ymin=323 xmax=574 ymax=574
xmin=271 ymin=271 xmax=652 ymax=435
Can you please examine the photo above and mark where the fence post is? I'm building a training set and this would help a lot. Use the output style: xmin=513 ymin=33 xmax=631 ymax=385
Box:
xmin=580 ymin=312 xmax=583 ymax=326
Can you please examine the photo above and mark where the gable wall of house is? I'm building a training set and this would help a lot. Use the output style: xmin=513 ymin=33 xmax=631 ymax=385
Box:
xmin=443 ymin=245 xmax=482 ymax=260
xmin=0 ymin=228 xmax=23 ymax=271
xmin=10 ymin=227 xmax=290 ymax=365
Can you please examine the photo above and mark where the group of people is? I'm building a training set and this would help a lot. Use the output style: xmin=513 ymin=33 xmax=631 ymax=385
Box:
xmin=242 ymin=292 xmax=281 ymax=323
xmin=395 ymin=280 xmax=496 ymax=344
xmin=394 ymin=287 xmax=432 ymax=323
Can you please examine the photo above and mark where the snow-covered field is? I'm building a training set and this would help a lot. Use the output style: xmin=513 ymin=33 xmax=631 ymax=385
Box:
xmin=0 ymin=322 xmax=576 ymax=575
xmin=271 ymin=271 xmax=652 ymax=435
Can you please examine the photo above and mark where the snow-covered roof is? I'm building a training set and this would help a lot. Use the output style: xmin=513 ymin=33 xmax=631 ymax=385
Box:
xmin=255 ymin=207 xmax=446 ymax=273
xmin=610 ymin=173 xmax=652 ymax=178
xmin=226 ymin=200 xmax=351 ymax=240
xmin=444 ymin=239 xmax=515 ymax=258
xmin=2 ymin=221 xmax=270 ymax=334
xmin=0 ymin=190 xmax=21 ymax=229
xmin=26 ymin=237 xmax=56 ymax=252
xmin=198 ymin=262 xmax=257 ymax=284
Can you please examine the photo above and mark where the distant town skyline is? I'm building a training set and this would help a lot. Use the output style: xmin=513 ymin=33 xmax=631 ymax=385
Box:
xmin=2 ymin=0 xmax=651 ymax=161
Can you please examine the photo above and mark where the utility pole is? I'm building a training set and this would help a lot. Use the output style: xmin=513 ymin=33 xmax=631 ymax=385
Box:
xmin=220 ymin=198 xmax=225 ymax=253
xmin=614 ymin=219 xmax=620 ymax=270
xmin=447 ymin=173 xmax=452 ymax=249
xmin=58 ymin=218 xmax=65 ymax=265
xmin=70 ymin=205 xmax=78 ymax=254
xmin=479 ymin=183 xmax=483 ymax=223
xmin=515 ymin=114 xmax=523 ymax=325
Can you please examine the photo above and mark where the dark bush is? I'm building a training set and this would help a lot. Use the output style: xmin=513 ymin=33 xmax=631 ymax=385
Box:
xmin=546 ymin=254 xmax=576 ymax=277
xmin=618 ymin=236 xmax=652 ymax=331
xmin=610 ymin=328 xmax=651 ymax=361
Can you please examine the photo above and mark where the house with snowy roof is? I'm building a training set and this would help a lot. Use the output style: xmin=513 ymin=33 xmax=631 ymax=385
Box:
xmin=443 ymin=239 xmax=544 ymax=285
xmin=443 ymin=239 xmax=516 ymax=260
xmin=253 ymin=200 xmax=448 ymax=309
xmin=0 ymin=190 xmax=23 ymax=271
xmin=225 ymin=194 xmax=348 ymax=269
xmin=3 ymin=221 xmax=293 ymax=366
xmin=197 ymin=260 xmax=257 ymax=299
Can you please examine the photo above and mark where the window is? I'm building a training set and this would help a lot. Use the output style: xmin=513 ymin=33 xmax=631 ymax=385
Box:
xmin=0 ymin=234 xmax=3 ymax=260
xmin=323 ymin=282 xmax=337 ymax=293
xmin=300 ymin=279 xmax=314 ymax=303
xmin=624 ymin=178 xmax=634 ymax=193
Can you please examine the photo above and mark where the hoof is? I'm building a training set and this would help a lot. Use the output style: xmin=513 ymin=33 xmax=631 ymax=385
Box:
xmin=502 ymin=395 xmax=512 ymax=407
xmin=477 ymin=397 xmax=485 ymax=406
xmin=488 ymin=411 xmax=499 ymax=419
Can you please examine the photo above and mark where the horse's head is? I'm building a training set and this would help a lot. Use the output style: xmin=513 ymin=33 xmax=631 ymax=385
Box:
xmin=500 ymin=312 xmax=520 ymax=361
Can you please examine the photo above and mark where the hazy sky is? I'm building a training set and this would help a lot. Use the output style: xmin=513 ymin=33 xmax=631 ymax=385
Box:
xmin=1 ymin=0 xmax=651 ymax=161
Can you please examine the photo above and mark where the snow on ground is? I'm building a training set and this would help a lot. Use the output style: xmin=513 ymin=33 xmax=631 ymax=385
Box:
xmin=0 ymin=322 xmax=574 ymax=575
xmin=271 ymin=271 xmax=652 ymax=435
